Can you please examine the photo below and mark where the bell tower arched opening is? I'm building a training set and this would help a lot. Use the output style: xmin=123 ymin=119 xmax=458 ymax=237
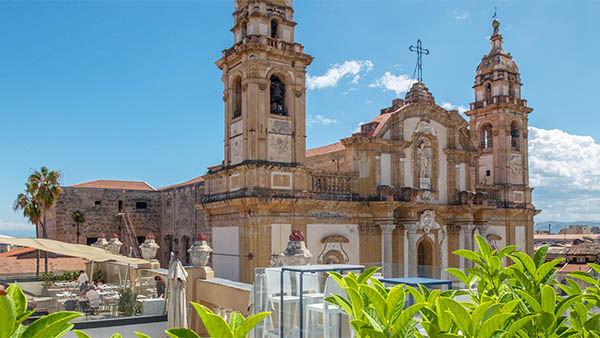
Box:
xmin=270 ymin=75 xmax=287 ymax=116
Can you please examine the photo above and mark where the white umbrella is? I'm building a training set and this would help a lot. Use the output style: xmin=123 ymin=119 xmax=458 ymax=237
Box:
xmin=167 ymin=257 xmax=188 ymax=329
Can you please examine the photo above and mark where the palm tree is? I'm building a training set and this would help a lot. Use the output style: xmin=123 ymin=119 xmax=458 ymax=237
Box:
xmin=14 ymin=184 xmax=43 ymax=275
xmin=14 ymin=166 xmax=62 ymax=273
xmin=72 ymin=210 xmax=85 ymax=245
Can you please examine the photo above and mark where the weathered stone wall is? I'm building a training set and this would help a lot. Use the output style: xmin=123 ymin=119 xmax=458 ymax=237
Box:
xmin=158 ymin=182 xmax=205 ymax=265
xmin=47 ymin=187 xmax=161 ymax=256
xmin=46 ymin=182 xmax=206 ymax=267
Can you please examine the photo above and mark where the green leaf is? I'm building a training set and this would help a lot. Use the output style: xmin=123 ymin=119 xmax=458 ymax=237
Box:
xmin=20 ymin=311 xmax=82 ymax=338
xmin=134 ymin=332 xmax=151 ymax=338
xmin=569 ymin=271 xmax=598 ymax=285
xmin=516 ymin=290 xmax=541 ymax=312
xmin=536 ymin=259 xmax=564 ymax=283
xmin=346 ymin=287 xmax=364 ymax=319
xmin=511 ymin=252 xmax=536 ymax=276
xmin=165 ymin=328 xmax=201 ymax=338
xmin=533 ymin=245 xmax=549 ymax=268
xmin=72 ymin=330 xmax=92 ymax=338
xmin=0 ymin=292 xmax=16 ymax=338
xmin=479 ymin=313 xmax=514 ymax=338
xmin=228 ymin=312 xmax=244 ymax=332
xmin=190 ymin=303 xmax=233 ymax=338
xmin=385 ymin=286 xmax=405 ymax=322
xmin=362 ymin=307 xmax=385 ymax=333
xmin=541 ymin=285 xmax=556 ymax=313
xmin=357 ymin=266 xmax=381 ymax=284
xmin=507 ymin=314 xmax=539 ymax=336
xmin=362 ymin=285 xmax=387 ymax=321
xmin=497 ymin=245 xmax=519 ymax=259
xmin=446 ymin=268 xmax=472 ymax=288
xmin=325 ymin=294 xmax=353 ymax=316
xmin=475 ymin=234 xmax=492 ymax=258
xmin=454 ymin=250 xmax=483 ymax=265
xmin=440 ymin=297 xmax=471 ymax=335
xmin=7 ymin=285 xmax=26 ymax=319
xmin=234 ymin=312 xmax=270 ymax=338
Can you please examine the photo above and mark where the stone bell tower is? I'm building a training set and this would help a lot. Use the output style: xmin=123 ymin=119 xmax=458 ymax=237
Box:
xmin=466 ymin=20 xmax=534 ymax=207
xmin=216 ymin=0 xmax=313 ymax=166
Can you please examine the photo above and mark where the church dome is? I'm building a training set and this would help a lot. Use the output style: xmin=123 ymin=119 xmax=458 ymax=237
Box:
xmin=476 ymin=20 xmax=519 ymax=75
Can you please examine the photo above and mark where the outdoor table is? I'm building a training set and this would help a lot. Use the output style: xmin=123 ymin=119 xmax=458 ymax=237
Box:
xmin=280 ymin=264 xmax=364 ymax=338
xmin=379 ymin=277 xmax=453 ymax=306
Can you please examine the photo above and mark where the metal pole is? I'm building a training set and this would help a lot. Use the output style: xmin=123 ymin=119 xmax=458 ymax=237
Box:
xmin=90 ymin=261 xmax=95 ymax=285
xmin=299 ymin=271 xmax=303 ymax=338
xmin=280 ymin=269 xmax=284 ymax=337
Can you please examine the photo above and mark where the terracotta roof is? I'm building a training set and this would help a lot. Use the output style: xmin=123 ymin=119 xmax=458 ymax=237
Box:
xmin=0 ymin=247 xmax=35 ymax=257
xmin=306 ymin=142 xmax=345 ymax=158
xmin=159 ymin=175 xmax=205 ymax=191
xmin=568 ymin=244 xmax=600 ymax=255
xmin=371 ymin=112 xmax=394 ymax=137
xmin=70 ymin=180 xmax=156 ymax=191
xmin=559 ymin=263 xmax=593 ymax=274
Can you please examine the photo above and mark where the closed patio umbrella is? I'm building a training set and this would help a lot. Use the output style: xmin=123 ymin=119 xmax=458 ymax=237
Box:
xmin=167 ymin=257 xmax=188 ymax=329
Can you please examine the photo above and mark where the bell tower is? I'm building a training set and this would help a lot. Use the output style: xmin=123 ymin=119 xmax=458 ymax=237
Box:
xmin=217 ymin=0 xmax=313 ymax=166
xmin=466 ymin=20 xmax=534 ymax=206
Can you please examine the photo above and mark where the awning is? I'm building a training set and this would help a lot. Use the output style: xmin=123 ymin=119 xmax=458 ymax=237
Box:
xmin=0 ymin=237 xmax=151 ymax=265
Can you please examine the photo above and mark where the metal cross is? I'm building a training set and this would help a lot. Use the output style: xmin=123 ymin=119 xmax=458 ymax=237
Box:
xmin=409 ymin=39 xmax=430 ymax=82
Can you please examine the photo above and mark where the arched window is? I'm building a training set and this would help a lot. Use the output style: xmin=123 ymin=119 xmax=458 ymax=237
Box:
xmin=241 ymin=21 xmax=247 ymax=39
xmin=510 ymin=121 xmax=520 ymax=151
xmin=485 ymin=83 xmax=492 ymax=101
xmin=270 ymin=20 xmax=278 ymax=39
xmin=232 ymin=76 xmax=242 ymax=119
xmin=481 ymin=123 xmax=493 ymax=149
xmin=270 ymin=75 xmax=286 ymax=115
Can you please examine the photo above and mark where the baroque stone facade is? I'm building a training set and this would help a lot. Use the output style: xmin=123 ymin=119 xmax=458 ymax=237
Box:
xmin=45 ymin=0 xmax=538 ymax=282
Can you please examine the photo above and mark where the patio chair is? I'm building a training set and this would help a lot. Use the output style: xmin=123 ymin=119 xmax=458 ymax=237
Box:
xmin=263 ymin=268 xmax=300 ymax=337
xmin=306 ymin=276 xmax=352 ymax=338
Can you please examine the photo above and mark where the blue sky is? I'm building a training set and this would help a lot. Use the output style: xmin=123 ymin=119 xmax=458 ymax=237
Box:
xmin=1 ymin=0 xmax=599 ymax=237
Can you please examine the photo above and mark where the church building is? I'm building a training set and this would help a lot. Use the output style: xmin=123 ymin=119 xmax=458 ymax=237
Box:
xmin=46 ymin=0 xmax=538 ymax=283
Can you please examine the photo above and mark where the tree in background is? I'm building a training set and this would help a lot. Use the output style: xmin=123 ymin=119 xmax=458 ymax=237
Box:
xmin=13 ymin=166 xmax=62 ymax=274
xmin=13 ymin=183 xmax=42 ymax=276
xmin=71 ymin=210 xmax=85 ymax=245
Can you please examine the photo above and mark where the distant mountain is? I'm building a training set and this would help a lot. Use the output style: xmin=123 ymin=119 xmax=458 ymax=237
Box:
xmin=535 ymin=221 xmax=600 ymax=234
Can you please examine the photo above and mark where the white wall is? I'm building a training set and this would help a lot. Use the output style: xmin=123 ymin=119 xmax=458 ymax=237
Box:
xmin=380 ymin=153 xmax=391 ymax=186
xmin=515 ymin=226 xmax=526 ymax=252
xmin=212 ymin=226 xmax=240 ymax=282
xmin=271 ymin=224 xmax=291 ymax=254
xmin=306 ymin=224 xmax=359 ymax=264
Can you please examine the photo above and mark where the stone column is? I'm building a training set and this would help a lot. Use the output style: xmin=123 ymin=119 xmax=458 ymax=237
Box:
xmin=462 ymin=224 xmax=475 ymax=268
xmin=405 ymin=223 xmax=418 ymax=277
xmin=379 ymin=223 xmax=396 ymax=278
xmin=477 ymin=224 xmax=489 ymax=240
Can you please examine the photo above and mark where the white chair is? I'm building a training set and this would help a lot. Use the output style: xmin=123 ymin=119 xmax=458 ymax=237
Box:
xmin=263 ymin=268 xmax=300 ymax=337
xmin=306 ymin=276 xmax=352 ymax=338
xmin=296 ymin=273 xmax=325 ymax=328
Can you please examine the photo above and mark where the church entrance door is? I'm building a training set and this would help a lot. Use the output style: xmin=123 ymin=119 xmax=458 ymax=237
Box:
xmin=417 ymin=238 xmax=434 ymax=278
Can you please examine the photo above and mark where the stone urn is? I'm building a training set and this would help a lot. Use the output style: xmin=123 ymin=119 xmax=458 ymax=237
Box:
xmin=106 ymin=233 xmax=123 ymax=255
xmin=91 ymin=233 xmax=109 ymax=250
xmin=140 ymin=233 xmax=160 ymax=260
xmin=188 ymin=233 xmax=212 ymax=267
xmin=280 ymin=229 xmax=312 ymax=266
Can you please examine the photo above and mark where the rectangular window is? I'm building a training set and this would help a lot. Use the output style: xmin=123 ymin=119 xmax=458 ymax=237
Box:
xmin=486 ymin=170 xmax=491 ymax=177
xmin=94 ymin=200 xmax=101 ymax=206
xmin=135 ymin=202 xmax=147 ymax=210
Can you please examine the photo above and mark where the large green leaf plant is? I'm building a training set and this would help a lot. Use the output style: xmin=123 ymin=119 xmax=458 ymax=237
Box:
xmin=0 ymin=285 xmax=81 ymax=338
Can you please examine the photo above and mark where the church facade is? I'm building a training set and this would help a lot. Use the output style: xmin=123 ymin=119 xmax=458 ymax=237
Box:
xmin=46 ymin=0 xmax=537 ymax=283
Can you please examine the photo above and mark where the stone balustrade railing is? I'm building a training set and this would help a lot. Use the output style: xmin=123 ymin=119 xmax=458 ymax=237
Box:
xmin=310 ymin=172 xmax=353 ymax=200
xmin=222 ymin=35 xmax=305 ymax=57
xmin=475 ymin=184 xmax=502 ymax=206
xmin=470 ymin=96 xmax=528 ymax=109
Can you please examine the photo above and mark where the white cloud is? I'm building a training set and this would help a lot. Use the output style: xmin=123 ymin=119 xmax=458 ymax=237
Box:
xmin=353 ymin=122 xmax=366 ymax=133
xmin=0 ymin=218 xmax=35 ymax=237
xmin=528 ymin=127 xmax=600 ymax=221
xmin=529 ymin=127 xmax=600 ymax=191
xmin=307 ymin=60 xmax=374 ymax=90
xmin=365 ymin=100 xmax=373 ymax=105
xmin=369 ymin=72 xmax=414 ymax=96
xmin=307 ymin=114 xmax=337 ymax=127
xmin=441 ymin=101 xmax=468 ymax=114
xmin=455 ymin=12 xmax=469 ymax=20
